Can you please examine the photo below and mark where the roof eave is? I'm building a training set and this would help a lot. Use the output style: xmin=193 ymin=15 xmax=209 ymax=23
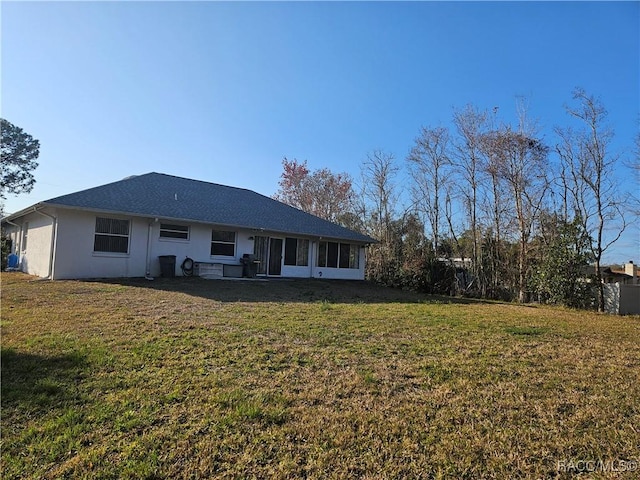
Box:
xmin=19 ymin=202 xmax=376 ymax=244
xmin=2 ymin=202 xmax=49 ymax=223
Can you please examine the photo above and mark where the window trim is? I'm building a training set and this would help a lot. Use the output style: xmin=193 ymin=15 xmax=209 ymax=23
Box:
xmin=159 ymin=223 xmax=190 ymax=241
xmin=339 ymin=243 xmax=351 ymax=269
xmin=284 ymin=237 xmax=309 ymax=267
xmin=327 ymin=242 xmax=339 ymax=268
xmin=317 ymin=241 xmax=360 ymax=269
xmin=211 ymin=229 xmax=236 ymax=257
xmin=349 ymin=244 xmax=360 ymax=269
xmin=93 ymin=217 xmax=131 ymax=255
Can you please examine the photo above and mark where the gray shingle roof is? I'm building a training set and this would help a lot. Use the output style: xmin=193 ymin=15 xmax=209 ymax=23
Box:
xmin=42 ymin=173 xmax=375 ymax=243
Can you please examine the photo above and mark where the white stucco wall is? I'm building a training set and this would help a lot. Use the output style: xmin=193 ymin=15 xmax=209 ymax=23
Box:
xmin=4 ymin=207 xmax=368 ymax=281
xmin=310 ymin=242 xmax=366 ymax=280
xmin=8 ymin=211 xmax=54 ymax=278
xmin=52 ymin=211 xmax=259 ymax=279
xmin=143 ymin=226 xmax=367 ymax=280
xmin=147 ymin=222 xmax=256 ymax=277
xmin=53 ymin=210 xmax=148 ymax=279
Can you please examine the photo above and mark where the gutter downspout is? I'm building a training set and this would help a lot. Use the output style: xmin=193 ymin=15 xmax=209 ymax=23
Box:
xmin=3 ymin=218 xmax=20 ymax=229
xmin=145 ymin=221 xmax=155 ymax=280
xmin=34 ymin=207 xmax=58 ymax=280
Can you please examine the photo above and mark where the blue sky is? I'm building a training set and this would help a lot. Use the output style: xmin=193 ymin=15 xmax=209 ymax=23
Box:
xmin=2 ymin=1 xmax=638 ymax=263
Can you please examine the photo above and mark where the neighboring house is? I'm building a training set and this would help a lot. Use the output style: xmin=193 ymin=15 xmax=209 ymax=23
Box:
xmin=582 ymin=260 xmax=640 ymax=285
xmin=604 ymin=261 xmax=640 ymax=315
xmin=605 ymin=261 xmax=639 ymax=285
xmin=2 ymin=173 xmax=375 ymax=280
xmin=586 ymin=261 xmax=640 ymax=315
xmin=582 ymin=262 xmax=639 ymax=285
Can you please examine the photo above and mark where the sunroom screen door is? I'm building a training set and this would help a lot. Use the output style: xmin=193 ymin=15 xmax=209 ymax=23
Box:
xmin=253 ymin=236 xmax=268 ymax=275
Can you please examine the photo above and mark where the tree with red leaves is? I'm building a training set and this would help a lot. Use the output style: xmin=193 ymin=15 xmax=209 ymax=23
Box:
xmin=273 ymin=157 xmax=355 ymax=226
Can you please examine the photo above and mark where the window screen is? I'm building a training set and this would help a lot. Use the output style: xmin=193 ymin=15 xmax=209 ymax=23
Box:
xmin=160 ymin=223 xmax=189 ymax=240
xmin=211 ymin=230 xmax=236 ymax=256
xmin=94 ymin=217 xmax=130 ymax=253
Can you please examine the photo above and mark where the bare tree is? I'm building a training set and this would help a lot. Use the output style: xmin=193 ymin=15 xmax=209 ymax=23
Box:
xmin=407 ymin=126 xmax=451 ymax=255
xmin=443 ymin=186 xmax=472 ymax=293
xmin=360 ymin=150 xmax=399 ymax=241
xmin=555 ymin=88 xmax=627 ymax=312
xmin=452 ymin=105 xmax=490 ymax=291
xmin=359 ymin=150 xmax=400 ymax=283
xmin=479 ymin=131 xmax=510 ymax=296
xmin=480 ymin=100 xmax=549 ymax=303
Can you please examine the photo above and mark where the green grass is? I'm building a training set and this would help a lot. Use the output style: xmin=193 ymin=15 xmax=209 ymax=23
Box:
xmin=2 ymin=273 xmax=639 ymax=479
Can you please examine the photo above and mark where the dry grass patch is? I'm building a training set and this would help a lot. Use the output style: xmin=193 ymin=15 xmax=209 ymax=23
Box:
xmin=2 ymin=273 xmax=639 ymax=479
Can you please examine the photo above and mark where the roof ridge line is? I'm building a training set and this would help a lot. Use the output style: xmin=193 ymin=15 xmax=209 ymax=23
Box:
xmin=147 ymin=172 xmax=257 ymax=193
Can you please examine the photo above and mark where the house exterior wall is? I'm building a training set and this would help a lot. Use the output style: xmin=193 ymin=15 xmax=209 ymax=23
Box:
xmin=310 ymin=241 xmax=366 ymax=280
xmin=248 ymin=234 xmax=366 ymax=280
xmin=148 ymin=222 xmax=256 ymax=278
xmin=5 ymin=208 xmax=367 ymax=280
xmin=6 ymin=211 xmax=54 ymax=278
xmin=623 ymin=262 xmax=638 ymax=284
xmin=53 ymin=209 xmax=148 ymax=279
xmin=5 ymin=225 xmax=19 ymax=257
xmin=52 ymin=211 xmax=259 ymax=279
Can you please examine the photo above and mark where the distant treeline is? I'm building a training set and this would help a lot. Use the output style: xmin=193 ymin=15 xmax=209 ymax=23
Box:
xmin=275 ymin=89 xmax=638 ymax=312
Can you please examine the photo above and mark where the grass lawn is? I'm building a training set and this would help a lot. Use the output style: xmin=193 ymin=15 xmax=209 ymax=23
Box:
xmin=1 ymin=273 xmax=639 ymax=479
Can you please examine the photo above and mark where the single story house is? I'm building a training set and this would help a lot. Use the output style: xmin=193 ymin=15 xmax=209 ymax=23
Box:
xmin=579 ymin=262 xmax=639 ymax=315
xmin=2 ymin=172 xmax=375 ymax=280
xmin=582 ymin=262 xmax=639 ymax=285
xmin=604 ymin=262 xmax=639 ymax=285
xmin=602 ymin=261 xmax=639 ymax=315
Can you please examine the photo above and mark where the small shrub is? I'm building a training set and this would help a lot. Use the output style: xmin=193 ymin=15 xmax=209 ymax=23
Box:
xmin=1 ymin=235 xmax=12 ymax=271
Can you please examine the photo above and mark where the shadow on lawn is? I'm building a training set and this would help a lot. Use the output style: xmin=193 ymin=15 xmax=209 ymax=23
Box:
xmin=92 ymin=276 xmax=488 ymax=305
xmin=1 ymin=347 xmax=86 ymax=412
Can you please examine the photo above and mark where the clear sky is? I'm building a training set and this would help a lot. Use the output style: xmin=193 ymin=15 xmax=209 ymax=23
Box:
xmin=2 ymin=1 xmax=638 ymax=263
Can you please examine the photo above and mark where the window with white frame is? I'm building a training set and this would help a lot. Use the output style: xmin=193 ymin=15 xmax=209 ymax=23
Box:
xmin=94 ymin=217 xmax=130 ymax=253
xmin=284 ymin=237 xmax=309 ymax=266
xmin=159 ymin=223 xmax=190 ymax=240
xmin=211 ymin=230 xmax=236 ymax=256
